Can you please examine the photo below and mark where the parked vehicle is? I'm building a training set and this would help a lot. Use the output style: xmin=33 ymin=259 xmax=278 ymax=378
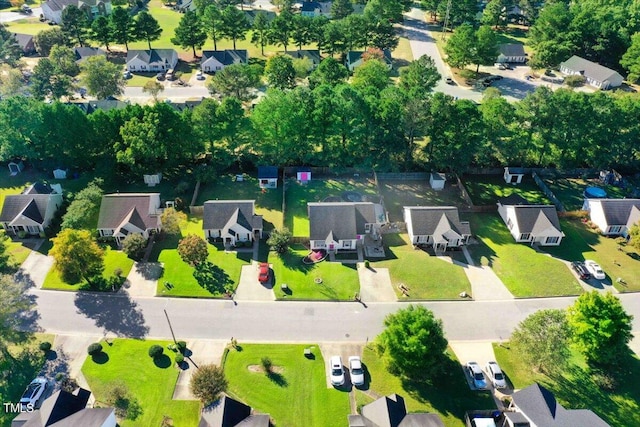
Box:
xmin=258 ymin=263 xmax=270 ymax=283
xmin=20 ymin=377 xmax=47 ymax=409
xmin=165 ymin=69 xmax=176 ymax=81
xmin=584 ymin=260 xmax=606 ymax=280
xmin=445 ymin=77 xmax=455 ymax=85
xmin=348 ymin=356 xmax=365 ymax=387
xmin=571 ymin=261 xmax=591 ymax=280
xmin=465 ymin=362 xmax=487 ymax=389
xmin=21 ymin=4 xmax=32 ymax=14
xmin=485 ymin=361 xmax=507 ymax=389
xmin=196 ymin=70 xmax=205 ymax=80
xmin=330 ymin=356 xmax=345 ymax=386
xmin=156 ymin=72 xmax=165 ymax=81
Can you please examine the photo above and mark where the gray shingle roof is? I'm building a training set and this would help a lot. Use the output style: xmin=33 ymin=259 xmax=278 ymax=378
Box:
xmin=49 ymin=408 xmax=114 ymax=427
xmin=498 ymin=43 xmax=525 ymax=57
xmin=347 ymin=50 xmax=393 ymax=66
xmin=285 ymin=50 xmax=321 ymax=64
xmin=74 ymin=47 xmax=106 ymax=62
xmin=12 ymin=33 xmax=34 ymax=52
xmin=257 ymin=166 xmax=278 ymax=179
xmin=404 ymin=207 xmax=471 ymax=240
xmin=592 ymin=199 xmax=640 ymax=226
xmin=198 ymin=395 xmax=269 ymax=427
xmin=202 ymin=200 xmax=262 ymax=231
xmin=201 ymin=50 xmax=248 ymax=67
xmin=97 ymin=193 xmax=159 ymax=231
xmin=512 ymin=205 xmax=561 ymax=234
xmin=126 ymin=49 xmax=178 ymax=67
xmin=353 ymin=394 xmax=445 ymax=427
xmin=560 ymin=55 xmax=623 ymax=84
xmin=308 ymin=202 xmax=377 ymax=241
xmin=300 ymin=1 xmax=321 ymax=12
xmin=12 ymin=389 xmax=91 ymax=427
xmin=0 ymin=194 xmax=53 ymax=225
xmin=43 ymin=0 xmax=76 ymax=12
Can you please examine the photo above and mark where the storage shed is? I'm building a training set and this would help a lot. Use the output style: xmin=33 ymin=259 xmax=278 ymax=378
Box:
xmin=53 ymin=168 xmax=67 ymax=179
xmin=429 ymin=173 xmax=446 ymax=191
xmin=258 ymin=166 xmax=278 ymax=189
xmin=504 ymin=167 xmax=525 ymax=184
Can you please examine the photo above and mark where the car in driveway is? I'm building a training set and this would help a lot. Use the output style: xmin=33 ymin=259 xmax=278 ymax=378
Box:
xmin=584 ymin=260 xmax=606 ymax=280
xmin=330 ymin=356 xmax=345 ymax=386
xmin=20 ymin=377 xmax=47 ymax=409
xmin=445 ymin=77 xmax=455 ymax=85
xmin=465 ymin=362 xmax=487 ymax=389
xmin=571 ymin=261 xmax=591 ymax=280
xmin=485 ymin=361 xmax=507 ymax=389
xmin=156 ymin=72 xmax=165 ymax=81
xmin=348 ymin=356 xmax=365 ymax=387
xmin=196 ymin=70 xmax=205 ymax=80
xmin=258 ymin=263 xmax=270 ymax=283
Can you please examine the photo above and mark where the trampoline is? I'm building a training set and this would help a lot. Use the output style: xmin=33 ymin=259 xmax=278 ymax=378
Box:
xmin=584 ymin=186 xmax=607 ymax=198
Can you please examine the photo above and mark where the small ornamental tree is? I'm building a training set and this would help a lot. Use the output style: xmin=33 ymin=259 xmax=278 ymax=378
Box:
xmin=266 ymin=227 xmax=292 ymax=254
xmin=148 ymin=344 xmax=164 ymax=358
xmin=50 ymin=229 xmax=104 ymax=284
xmin=121 ymin=233 xmax=148 ymax=260
xmin=160 ymin=207 xmax=187 ymax=235
xmin=178 ymin=234 xmax=209 ymax=266
xmin=190 ymin=364 xmax=228 ymax=405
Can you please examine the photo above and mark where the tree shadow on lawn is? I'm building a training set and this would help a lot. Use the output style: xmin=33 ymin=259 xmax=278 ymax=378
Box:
xmin=267 ymin=371 xmax=288 ymax=387
xmin=542 ymin=220 xmax=600 ymax=261
xmin=74 ymin=292 xmax=149 ymax=339
xmin=279 ymin=250 xmax=315 ymax=273
xmin=193 ymin=261 xmax=234 ymax=295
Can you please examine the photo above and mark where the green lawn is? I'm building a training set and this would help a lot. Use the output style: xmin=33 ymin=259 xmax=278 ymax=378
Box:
xmin=196 ymin=175 xmax=283 ymax=232
xmin=82 ymin=338 xmax=200 ymax=427
xmin=493 ymin=343 xmax=640 ymax=427
xmin=2 ymin=234 xmax=31 ymax=267
xmin=270 ymin=247 xmax=359 ymax=301
xmin=150 ymin=216 xmax=251 ymax=297
xmin=543 ymin=177 xmax=631 ymax=211
xmin=462 ymin=174 xmax=550 ymax=206
xmin=3 ymin=19 xmax=51 ymax=36
xmin=372 ymin=234 xmax=471 ymax=300
xmin=42 ymin=246 xmax=134 ymax=290
xmin=285 ymin=178 xmax=379 ymax=237
xmin=468 ymin=213 xmax=583 ymax=297
xmin=543 ymin=219 xmax=640 ymax=292
xmin=360 ymin=346 xmax=495 ymax=427
xmin=224 ymin=343 xmax=350 ymax=427
xmin=378 ymin=180 xmax=467 ymax=222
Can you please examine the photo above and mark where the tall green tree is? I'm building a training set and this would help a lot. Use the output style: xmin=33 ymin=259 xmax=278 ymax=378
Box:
xmin=203 ymin=4 xmax=222 ymax=50
xmin=352 ymin=57 xmax=390 ymax=98
xmin=621 ymin=32 xmax=640 ymax=83
xmin=443 ymin=23 xmax=476 ymax=69
xmin=291 ymin=14 xmax=314 ymax=50
xmin=172 ymin=10 xmax=207 ymax=57
xmin=331 ymin=0 xmax=353 ymax=19
xmin=206 ymin=63 xmax=261 ymax=101
xmin=308 ymin=57 xmax=348 ymax=88
xmin=0 ymin=26 xmax=23 ymax=66
xmin=473 ymin=25 xmax=498 ymax=73
xmin=81 ymin=55 xmax=125 ymax=99
xmin=61 ymin=178 xmax=104 ymax=230
xmin=528 ymin=2 xmax=576 ymax=68
xmin=61 ymin=5 xmax=89 ymax=46
xmin=366 ymin=17 xmax=399 ymax=51
xmin=31 ymin=58 xmax=73 ymax=101
xmin=399 ymin=54 xmax=440 ymax=100
xmin=482 ymin=0 xmax=506 ymax=29
xmin=111 ymin=7 xmax=135 ymax=50
xmin=49 ymin=45 xmax=80 ymax=77
xmin=250 ymin=11 xmax=270 ymax=56
xmin=0 ymin=274 xmax=36 ymax=362
xmin=268 ymin=10 xmax=293 ymax=52
xmin=265 ymin=54 xmax=296 ymax=89
xmin=91 ymin=15 xmax=114 ymax=51
xmin=134 ymin=11 xmax=163 ymax=50
xmin=33 ymin=27 xmax=68 ymax=56
xmin=219 ymin=5 xmax=249 ymax=49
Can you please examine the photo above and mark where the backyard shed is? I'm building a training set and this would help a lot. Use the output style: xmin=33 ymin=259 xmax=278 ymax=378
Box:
xmin=258 ymin=166 xmax=278 ymax=189
xmin=143 ymin=173 xmax=162 ymax=187
xmin=429 ymin=173 xmax=446 ymax=190
xmin=504 ymin=167 xmax=525 ymax=184
xmin=53 ymin=168 xmax=67 ymax=179
xmin=297 ymin=167 xmax=312 ymax=184
xmin=8 ymin=161 xmax=24 ymax=176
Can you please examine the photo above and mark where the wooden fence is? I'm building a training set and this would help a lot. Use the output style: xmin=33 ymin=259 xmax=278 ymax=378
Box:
xmin=375 ymin=172 xmax=429 ymax=181
xmin=532 ymin=172 xmax=565 ymax=211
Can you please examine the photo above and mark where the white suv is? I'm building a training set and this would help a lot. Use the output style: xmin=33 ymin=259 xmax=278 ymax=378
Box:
xmin=330 ymin=356 xmax=345 ymax=386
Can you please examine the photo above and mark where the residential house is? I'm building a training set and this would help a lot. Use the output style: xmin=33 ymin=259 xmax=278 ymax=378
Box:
xmin=504 ymin=167 xmax=526 ymax=184
xmin=42 ymin=0 xmax=112 ymax=24
xmin=202 ymin=200 xmax=263 ymax=246
xmin=258 ymin=166 xmax=278 ymax=189
xmin=12 ymin=388 xmax=116 ymax=427
xmin=497 ymin=195 xmax=564 ymax=246
xmin=243 ymin=10 xmax=276 ymax=24
xmin=198 ymin=395 xmax=270 ymax=427
xmin=74 ymin=46 xmax=106 ymax=63
xmin=300 ymin=1 xmax=322 ymax=16
xmin=348 ymin=394 xmax=445 ymax=427
xmin=200 ymin=50 xmax=248 ymax=74
xmin=583 ymin=198 xmax=640 ymax=237
xmin=66 ymin=98 xmax=128 ymax=114
xmin=126 ymin=49 xmax=178 ymax=73
xmin=346 ymin=50 xmax=393 ymax=71
xmin=97 ymin=193 xmax=162 ymax=244
xmin=559 ymin=55 xmax=624 ymax=89
xmin=284 ymin=50 xmax=321 ymax=69
xmin=403 ymin=206 xmax=471 ymax=249
xmin=0 ymin=182 xmax=63 ymax=236
xmin=165 ymin=97 xmax=204 ymax=112
xmin=308 ymin=202 xmax=385 ymax=252
xmin=496 ymin=43 xmax=526 ymax=63
xmin=13 ymin=33 xmax=36 ymax=55
xmin=429 ymin=172 xmax=446 ymax=190
xmin=506 ymin=383 xmax=609 ymax=427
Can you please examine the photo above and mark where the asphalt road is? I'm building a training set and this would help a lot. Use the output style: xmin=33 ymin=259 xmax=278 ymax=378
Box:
xmin=27 ymin=288 xmax=640 ymax=344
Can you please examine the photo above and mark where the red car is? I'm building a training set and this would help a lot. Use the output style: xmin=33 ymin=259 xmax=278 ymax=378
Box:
xmin=258 ymin=263 xmax=270 ymax=283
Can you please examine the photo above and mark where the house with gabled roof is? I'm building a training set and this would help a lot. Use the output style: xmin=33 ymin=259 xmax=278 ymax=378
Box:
xmin=284 ymin=50 xmax=321 ymax=69
xmin=308 ymin=202 xmax=385 ymax=252
xmin=198 ymin=395 xmax=270 ymax=427
xmin=126 ymin=49 xmax=178 ymax=73
xmin=258 ymin=166 xmax=278 ymax=189
xmin=506 ymin=383 xmax=610 ymax=427
xmin=346 ymin=50 xmax=393 ymax=71
xmin=403 ymin=206 xmax=471 ymax=250
xmin=300 ymin=1 xmax=322 ymax=16
xmin=13 ymin=33 xmax=36 ymax=55
xmin=202 ymin=200 xmax=263 ymax=246
xmin=0 ymin=182 xmax=63 ymax=236
xmin=74 ymin=47 xmax=106 ymax=63
xmin=497 ymin=43 xmax=526 ymax=63
xmin=497 ymin=195 xmax=564 ymax=246
xmin=348 ymin=394 xmax=444 ymax=427
xmin=559 ymin=55 xmax=623 ymax=90
xmin=200 ymin=50 xmax=248 ymax=73
xmin=582 ymin=198 xmax=640 ymax=237
xmin=42 ymin=0 xmax=112 ymax=24
xmin=97 ymin=193 xmax=161 ymax=245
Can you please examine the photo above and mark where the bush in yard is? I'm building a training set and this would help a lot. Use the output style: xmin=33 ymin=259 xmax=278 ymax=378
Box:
xmin=39 ymin=341 xmax=52 ymax=352
xmin=175 ymin=353 xmax=184 ymax=364
xmin=148 ymin=344 xmax=164 ymax=358
xmin=88 ymin=342 xmax=103 ymax=355
xmin=50 ymin=229 xmax=104 ymax=284
xmin=178 ymin=234 xmax=209 ymax=266
xmin=266 ymin=227 xmax=292 ymax=254
xmin=121 ymin=233 xmax=148 ymax=260
xmin=177 ymin=341 xmax=187 ymax=352
xmin=190 ymin=364 xmax=228 ymax=405
xmin=564 ymin=74 xmax=586 ymax=87
xmin=160 ymin=207 xmax=187 ymax=235
xmin=261 ymin=357 xmax=272 ymax=373
xmin=105 ymin=380 xmax=142 ymax=420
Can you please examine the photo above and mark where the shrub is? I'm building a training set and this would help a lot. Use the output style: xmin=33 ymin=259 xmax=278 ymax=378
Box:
xmin=261 ymin=357 xmax=272 ymax=373
xmin=55 ymin=372 xmax=65 ymax=382
xmin=592 ymin=371 xmax=618 ymax=391
xmin=148 ymin=344 xmax=164 ymax=358
xmin=39 ymin=341 xmax=52 ymax=352
xmin=190 ymin=364 xmax=228 ymax=405
xmin=114 ymin=267 xmax=123 ymax=277
xmin=175 ymin=353 xmax=184 ymax=364
xmin=364 ymin=260 xmax=370 ymax=268
xmin=121 ymin=233 xmax=148 ymax=260
xmin=564 ymin=74 xmax=586 ymax=87
xmin=88 ymin=342 xmax=103 ymax=355
xmin=177 ymin=341 xmax=187 ymax=352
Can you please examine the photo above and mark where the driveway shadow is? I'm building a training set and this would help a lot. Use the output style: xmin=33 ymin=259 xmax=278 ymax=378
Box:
xmin=135 ymin=262 xmax=164 ymax=280
xmin=74 ymin=292 xmax=149 ymax=338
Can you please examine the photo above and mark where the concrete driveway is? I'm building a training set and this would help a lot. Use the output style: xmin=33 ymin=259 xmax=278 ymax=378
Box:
xmin=120 ymin=262 xmax=162 ymax=297
xmin=234 ymin=263 xmax=275 ymax=301
xmin=172 ymin=339 xmax=227 ymax=400
xmin=357 ymin=264 xmax=396 ymax=302
xmin=318 ymin=342 xmax=364 ymax=389
xmin=15 ymin=252 xmax=54 ymax=289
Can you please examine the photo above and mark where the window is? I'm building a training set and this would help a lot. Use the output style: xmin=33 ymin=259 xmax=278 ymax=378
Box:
xmin=27 ymin=226 xmax=40 ymax=234
xmin=609 ymin=226 xmax=622 ymax=234
xmin=520 ymin=233 xmax=531 ymax=241
xmin=545 ymin=236 xmax=560 ymax=244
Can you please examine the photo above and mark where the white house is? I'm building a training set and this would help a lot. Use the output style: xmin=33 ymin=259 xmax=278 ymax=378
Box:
xmin=429 ymin=172 xmax=446 ymax=191
xmin=126 ymin=49 xmax=178 ymax=73
xmin=403 ymin=206 xmax=471 ymax=249
xmin=97 ymin=193 xmax=161 ymax=244
xmin=583 ymin=198 xmax=640 ymax=237
xmin=308 ymin=202 xmax=385 ymax=252
xmin=559 ymin=55 xmax=624 ymax=90
xmin=202 ymin=200 xmax=263 ymax=246
xmin=0 ymin=183 xmax=63 ymax=236
xmin=504 ymin=167 xmax=526 ymax=184
xmin=496 ymin=43 xmax=526 ymax=63
xmin=346 ymin=50 xmax=393 ymax=72
xmin=258 ymin=166 xmax=278 ymax=189
xmin=200 ymin=49 xmax=248 ymax=73
xmin=497 ymin=195 xmax=564 ymax=246
xmin=42 ymin=0 xmax=112 ymax=25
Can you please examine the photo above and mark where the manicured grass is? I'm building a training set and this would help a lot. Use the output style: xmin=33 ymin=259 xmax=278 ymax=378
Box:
xmin=150 ymin=216 xmax=251 ymax=297
xmin=42 ymin=246 xmax=134 ymax=290
xmin=493 ymin=343 xmax=640 ymax=427
xmin=196 ymin=175 xmax=283 ymax=232
xmin=285 ymin=178 xmax=379 ymax=237
xmin=543 ymin=177 xmax=630 ymax=211
xmin=378 ymin=180 xmax=467 ymax=222
xmin=224 ymin=343 xmax=350 ymax=427
xmin=462 ymin=174 xmax=550 ymax=206
xmin=543 ymin=219 xmax=640 ymax=292
xmin=82 ymin=338 xmax=200 ymax=427
xmin=4 ymin=19 xmax=52 ymax=36
xmin=372 ymin=234 xmax=471 ymax=300
xmin=468 ymin=213 xmax=583 ymax=297
xmin=270 ymin=247 xmax=359 ymax=300
xmin=2 ymin=234 xmax=31 ymax=267
xmin=360 ymin=346 xmax=495 ymax=427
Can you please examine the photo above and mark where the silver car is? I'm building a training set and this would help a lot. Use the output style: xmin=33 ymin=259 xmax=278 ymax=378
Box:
xmin=486 ymin=361 xmax=507 ymax=389
xmin=349 ymin=356 xmax=365 ymax=387
xmin=20 ymin=377 xmax=47 ymax=409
